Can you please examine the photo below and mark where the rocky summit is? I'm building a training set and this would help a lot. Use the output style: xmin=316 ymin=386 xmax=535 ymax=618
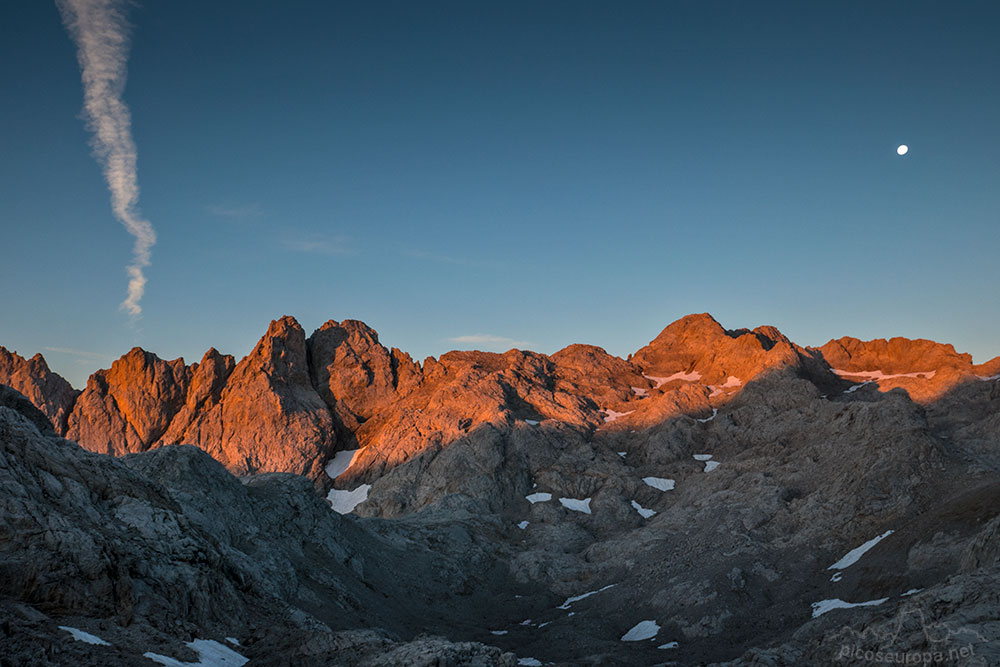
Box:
xmin=1 ymin=314 xmax=999 ymax=666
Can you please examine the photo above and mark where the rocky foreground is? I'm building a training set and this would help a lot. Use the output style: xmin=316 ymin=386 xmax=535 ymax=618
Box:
xmin=1 ymin=314 xmax=999 ymax=665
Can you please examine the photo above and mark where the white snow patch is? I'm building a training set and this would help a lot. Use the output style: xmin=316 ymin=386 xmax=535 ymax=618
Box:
xmin=526 ymin=492 xmax=552 ymax=504
xmin=704 ymin=460 xmax=720 ymax=472
xmin=519 ymin=619 xmax=533 ymax=626
xmin=557 ymin=584 xmax=617 ymax=609
xmin=844 ymin=382 xmax=871 ymax=394
xmin=811 ymin=597 xmax=889 ymax=618
xmin=830 ymin=572 xmax=843 ymax=582
xmin=658 ymin=641 xmax=679 ymax=649
xmin=696 ymin=408 xmax=718 ymax=423
xmin=642 ymin=477 xmax=675 ymax=491
xmin=631 ymin=500 xmax=656 ymax=518
xmin=517 ymin=520 xmax=530 ymax=530
xmin=707 ymin=376 xmax=742 ymax=397
xmin=902 ymin=588 xmax=923 ymax=596
xmin=143 ymin=639 xmax=248 ymax=667
xmin=325 ymin=449 xmax=362 ymax=479
xmin=832 ymin=369 xmax=937 ymax=381
xmin=491 ymin=630 xmax=508 ymax=636
xmin=326 ymin=485 xmax=371 ymax=514
xmin=559 ymin=497 xmax=592 ymax=514
xmin=644 ymin=371 xmax=701 ymax=388
xmin=632 ymin=386 xmax=649 ymax=397
xmin=617 ymin=451 xmax=627 ymax=458
xmin=621 ymin=620 xmax=660 ymax=641
xmin=518 ymin=659 xmax=542 ymax=666
xmin=524 ymin=419 xmax=540 ymax=425
xmin=224 ymin=638 xmax=240 ymax=647
xmin=693 ymin=454 xmax=713 ymax=461
xmin=828 ymin=530 xmax=894 ymax=570
xmin=59 ymin=626 xmax=110 ymax=646
xmin=978 ymin=374 xmax=1000 ymax=381
xmin=603 ymin=409 xmax=634 ymax=423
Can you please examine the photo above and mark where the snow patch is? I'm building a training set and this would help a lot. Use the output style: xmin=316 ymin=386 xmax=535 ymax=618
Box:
xmin=631 ymin=500 xmax=656 ymax=518
xmin=518 ymin=659 xmax=542 ymax=666
xmin=811 ymin=597 xmax=889 ymax=618
xmin=526 ymin=492 xmax=552 ymax=504
xmin=327 ymin=485 xmax=371 ymax=514
xmin=59 ymin=626 xmax=110 ymax=646
xmin=707 ymin=376 xmax=742 ymax=398
xmin=830 ymin=572 xmax=843 ymax=582
xmin=517 ymin=520 xmax=530 ymax=530
xmin=832 ymin=369 xmax=937 ymax=381
xmin=704 ymin=460 xmax=720 ymax=472
xmin=558 ymin=584 xmax=617 ymax=609
xmin=603 ymin=409 xmax=634 ymax=423
xmin=642 ymin=477 xmax=675 ymax=491
xmin=658 ymin=642 xmax=679 ymax=649
xmin=632 ymin=386 xmax=649 ymax=397
xmin=693 ymin=454 xmax=713 ymax=461
xmin=144 ymin=639 xmax=248 ymax=667
xmin=325 ymin=449 xmax=362 ymax=479
xmin=828 ymin=530 xmax=894 ymax=570
xmin=696 ymin=408 xmax=718 ymax=423
xmin=902 ymin=588 xmax=923 ymax=596
xmin=559 ymin=497 xmax=592 ymax=514
xmin=643 ymin=371 xmax=701 ymax=388
xmin=978 ymin=374 xmax=1000 ymax=381
xmin=524 ymin=419 xmax=540 ymax=425
xmin=617 ymin=451 xmax=627 ymax=458
xmin=621 ymin=620 xmax=660 ymax=641
xmin=224 ymin=638 xmax=240 ymax=647
xmin=491 ymin=630 xmax=508 ymax=636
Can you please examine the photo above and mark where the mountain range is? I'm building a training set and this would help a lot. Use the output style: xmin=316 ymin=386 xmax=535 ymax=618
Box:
xmin=1 ymin=313 xmax=998 ymax=665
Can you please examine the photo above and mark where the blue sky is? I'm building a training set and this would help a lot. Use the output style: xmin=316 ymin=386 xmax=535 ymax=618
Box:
xmin=1 ymin=1 xmax=998 ymax=388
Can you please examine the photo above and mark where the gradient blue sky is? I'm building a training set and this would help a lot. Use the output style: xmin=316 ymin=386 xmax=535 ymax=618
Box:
xmin=2 ymin=1 xmax=998 ymax=388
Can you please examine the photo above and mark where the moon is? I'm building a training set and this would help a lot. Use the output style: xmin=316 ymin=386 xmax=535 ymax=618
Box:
xmin=896 ymin=144 xmax=909 ymax=156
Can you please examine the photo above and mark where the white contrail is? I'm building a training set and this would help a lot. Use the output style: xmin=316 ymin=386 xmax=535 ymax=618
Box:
xmin=56 ymin=0 xmax=155 ymax=317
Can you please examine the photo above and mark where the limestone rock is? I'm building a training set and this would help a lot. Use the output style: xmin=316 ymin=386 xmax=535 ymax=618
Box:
xmin=632 ymin=313 xmax=804 ymax=387
xmin=0 ymin=346 xmax=78 ymax=432
xmin=168 ymin=316 xmax=335 ymax=480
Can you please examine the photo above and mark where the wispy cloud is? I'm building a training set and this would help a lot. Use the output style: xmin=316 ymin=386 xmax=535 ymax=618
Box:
xmin=206 ymin=202 xmax=263 ymax=219
xmin=400 ymin=248 xmax=476 ymax=266
xmin=43 ymin=346 xmax=114 ymax=361
xmin=447 ymin=334 xmax=535 ymax=349
xmin=57 ymin=0 xmax=155 ymax=318
xmin=282 ymin=236 xmax=357 ymax=256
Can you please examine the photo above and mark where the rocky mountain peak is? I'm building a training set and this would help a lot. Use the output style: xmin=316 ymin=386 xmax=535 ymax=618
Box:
xmin=244 ymin=315 xmax=312 ymax=386
xmin=0 ymin=345 xmax=78 ymax=432
xmin=631 ymin=314 xmax=802 ymax=385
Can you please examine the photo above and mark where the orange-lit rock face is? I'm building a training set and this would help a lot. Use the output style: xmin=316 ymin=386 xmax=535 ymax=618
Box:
xmin=0 ymin=347 xmax=78 ymax=432
xmin=5 ymin=313 xmax=998 ymax=486
xmin=168 ymin=316 xmax=336 ymax=480
xmin=307 ymin=319 xmax=421 ymax=428
xmin=65 ymin=348 xmax=190 ymax=455
xmin=816 ymin=337 xmax=999 ymax=402
xmin=631 ymin=313 xmax=803 ymax=387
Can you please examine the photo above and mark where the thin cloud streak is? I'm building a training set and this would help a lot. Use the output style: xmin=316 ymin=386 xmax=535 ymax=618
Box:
xmin=403 ymin=248 xmax=472 ymax=266
xmin=282 ymin=237 xmax=357 ymax=256
xmin=447 ymin=334 xmax=535 ymax=349
xmin=402 ymin=248 xmax=504 ymax=269
xmin=57 ymin=0 xmax=155 ymax=317
xmin=207 ymin=203 xmax=263 ymax=219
